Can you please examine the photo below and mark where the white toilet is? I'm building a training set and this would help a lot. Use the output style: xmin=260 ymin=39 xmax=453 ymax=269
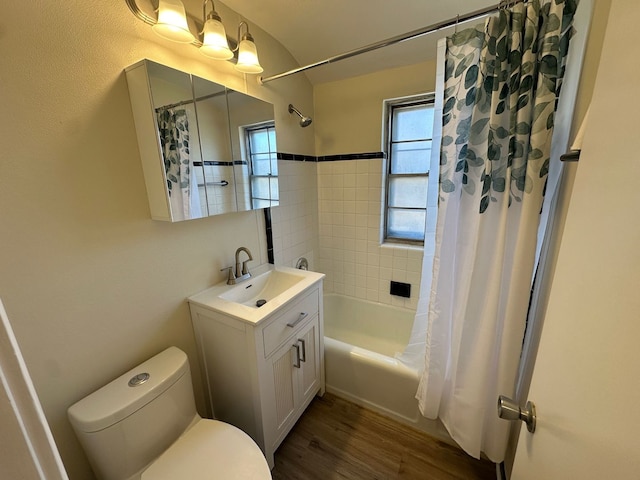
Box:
xmin=68 ymin=346 xmax=271 ymax=480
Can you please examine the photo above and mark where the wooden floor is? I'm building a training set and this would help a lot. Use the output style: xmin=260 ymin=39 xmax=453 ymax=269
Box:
xmin=272 ymin=394 xmax=496 ymax=480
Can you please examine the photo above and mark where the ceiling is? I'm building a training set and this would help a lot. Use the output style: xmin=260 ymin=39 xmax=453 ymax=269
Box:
xmin=221 ymin=0 xmax=497 ymax=85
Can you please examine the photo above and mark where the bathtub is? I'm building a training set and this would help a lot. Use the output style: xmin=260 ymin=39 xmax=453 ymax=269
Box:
xmin=323 ymin=293 xmax=451 ymax=442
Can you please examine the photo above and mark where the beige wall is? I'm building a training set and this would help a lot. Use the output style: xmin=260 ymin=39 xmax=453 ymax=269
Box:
xmin=0 ymin=1 xmax=315 ymax=478
xmin=314 ymin=61 xmax=437 ymax=156
xmin=570 ymin=0 xmax=612 ymax=138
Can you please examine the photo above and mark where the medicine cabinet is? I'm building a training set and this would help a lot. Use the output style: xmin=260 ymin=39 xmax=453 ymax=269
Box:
xmin=125 ymin=59 xmax=278 ymax=221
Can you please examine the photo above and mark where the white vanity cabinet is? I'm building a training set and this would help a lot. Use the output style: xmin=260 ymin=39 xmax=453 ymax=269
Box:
xmin=188 ymin=277 xmax=324 ymax=469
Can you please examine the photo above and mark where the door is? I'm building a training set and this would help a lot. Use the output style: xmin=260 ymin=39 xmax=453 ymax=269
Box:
xmin=268 ymin=338 xmax=297 ymax=434
xmin=510 ymin=1 xmax=640 ymax=477
xmin=298 ymin=318 xmax=320 ymax=401
xmin=0 ymin=300 xmax=68 ymax=479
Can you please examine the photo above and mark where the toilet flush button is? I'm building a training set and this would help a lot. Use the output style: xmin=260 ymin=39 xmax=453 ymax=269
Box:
xmin=128 ymin=373 xmax=150 ymax=387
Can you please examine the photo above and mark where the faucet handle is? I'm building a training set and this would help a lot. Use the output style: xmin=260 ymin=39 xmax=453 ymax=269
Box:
xmin=220 ymin=266 xmax=236 ymax=285
xmin=241 ymin=259 xmax=252 ymax=276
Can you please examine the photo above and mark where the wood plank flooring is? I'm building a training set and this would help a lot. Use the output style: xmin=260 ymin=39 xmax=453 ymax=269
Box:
xmin=271 ymin=393 xmax=496 ymax=480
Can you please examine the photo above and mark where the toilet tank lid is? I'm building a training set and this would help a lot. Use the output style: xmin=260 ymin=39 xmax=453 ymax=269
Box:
xmin=68 ymin=347 xmax=189 ymax=433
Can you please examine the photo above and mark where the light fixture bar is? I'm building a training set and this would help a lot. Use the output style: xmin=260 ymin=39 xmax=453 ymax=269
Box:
xmin=125 ymin=0 xmax=238 ymax=49
xmin=125 ymin=0 xmax=262 ymax=74
xmin=125 ymin=0 xmax=157 ymax=27
xmin=259 ymin=0 xmax=526 ymax=84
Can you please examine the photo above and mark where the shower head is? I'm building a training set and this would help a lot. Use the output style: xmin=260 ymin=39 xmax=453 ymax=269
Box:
xmin=288 ymin=104 xmax=312 ymax=128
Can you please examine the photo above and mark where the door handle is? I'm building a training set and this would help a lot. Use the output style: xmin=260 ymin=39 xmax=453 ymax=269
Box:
xmin=298 ymin=338 xmax=306 ymax=362
xmin=497 ymin=395 xmax=536 ymax=433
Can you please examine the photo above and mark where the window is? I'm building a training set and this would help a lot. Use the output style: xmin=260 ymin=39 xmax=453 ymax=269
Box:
xmin=383 ymin=95 xmax=435 ymax=244
xmin=245 ymin=122 xmax=278 ymax=209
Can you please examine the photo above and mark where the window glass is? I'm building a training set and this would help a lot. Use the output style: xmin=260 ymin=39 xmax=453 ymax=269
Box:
xmin=392 ymin=105 xmax=434 ymax=142
xmin=390 ymin=141 xmax=431 ymax=174
xmin=387 ymin=209 xmax=427 ymax=241
xmin=245 ymin=123 xmax=278 ymax=208
xmin=388 ymin=176 xmax=429 ymax=209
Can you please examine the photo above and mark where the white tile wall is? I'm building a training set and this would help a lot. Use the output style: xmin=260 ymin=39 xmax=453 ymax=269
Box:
xmin=203 ymin=165 xmax=236 ymax=215
xmin=316 ymin=158 xmax=423 ymax=310
xmin=271 ymin=160 xmax=320 ymax=269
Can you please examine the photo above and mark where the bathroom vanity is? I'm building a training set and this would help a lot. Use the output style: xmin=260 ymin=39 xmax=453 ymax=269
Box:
xmin=188 ymin=266 xmax=325 ymax=468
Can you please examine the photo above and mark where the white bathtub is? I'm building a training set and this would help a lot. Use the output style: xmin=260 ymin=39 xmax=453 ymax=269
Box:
xmin=323 ymin=293 xmax=451 ymax=442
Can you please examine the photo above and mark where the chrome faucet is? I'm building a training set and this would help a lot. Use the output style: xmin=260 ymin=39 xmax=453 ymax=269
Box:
xmin=220 ymin=247 xmax=253 ymax=285
xmin=235 ymin=247 xmax=253 ymax=281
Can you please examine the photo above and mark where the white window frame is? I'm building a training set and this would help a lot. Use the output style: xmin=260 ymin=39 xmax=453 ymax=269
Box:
xmin=382 ymin=93 xmax=435 ymax=245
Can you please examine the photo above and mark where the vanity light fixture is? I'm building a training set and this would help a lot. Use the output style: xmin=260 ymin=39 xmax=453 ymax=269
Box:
xmin=234 ymin=21 xmax=263 ymax=74
xmin=125 ymin=0 xmax=263 ymax=74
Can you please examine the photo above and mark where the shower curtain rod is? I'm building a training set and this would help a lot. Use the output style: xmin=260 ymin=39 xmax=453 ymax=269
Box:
xmin=159 ymin=90 xmax=226 ymax=110
xmin=259 ymin=0 xmax=524 ymax=84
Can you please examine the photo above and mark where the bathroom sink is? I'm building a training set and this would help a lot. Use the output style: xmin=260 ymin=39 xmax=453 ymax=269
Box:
xmin=188 ymin=265 xmax=325 ymax=325
xmin=219 ymin=270 xmax=304 ymax=306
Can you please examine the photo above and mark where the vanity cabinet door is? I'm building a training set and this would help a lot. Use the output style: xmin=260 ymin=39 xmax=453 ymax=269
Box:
xmin=268 ymin=339 xmax=298 ymax=434
xmin=298 ymin=319 xmax=320 ymax=402
xmin=264 ymin=316 xmax=320 ymax=453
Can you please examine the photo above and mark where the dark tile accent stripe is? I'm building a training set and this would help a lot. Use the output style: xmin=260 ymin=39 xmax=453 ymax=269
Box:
xmin=263 ymin=207 xmax=274 ymax=264
xmin=277 ymin=152 xmax=385 ymax=162
xmin=277 ymin=152 xmax=317 ymax=162
xmin=196 ymin=154 xmax=384 ymax=166
xmin=317 ymin=152 xmax=385 ymax=161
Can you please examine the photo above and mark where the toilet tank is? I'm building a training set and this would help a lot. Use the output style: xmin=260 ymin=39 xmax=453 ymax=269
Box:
xmin=68 ymin=347 xmax=198 ymax=480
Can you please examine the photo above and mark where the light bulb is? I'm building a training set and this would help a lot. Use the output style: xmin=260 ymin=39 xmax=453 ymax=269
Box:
xmin=152 ymin=0 xmax=195 ymax=43
xmin=235 ymin=34 xmax=263 ymax=74
xmin=200 ymin=15 xmax=233 ymax=60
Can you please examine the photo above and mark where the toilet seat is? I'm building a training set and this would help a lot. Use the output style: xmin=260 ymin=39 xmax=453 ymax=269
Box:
xmin=141 ymin=419 xmax=271 ymax=480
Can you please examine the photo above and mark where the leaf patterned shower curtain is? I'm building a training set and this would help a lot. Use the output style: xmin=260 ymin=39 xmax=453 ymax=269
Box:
xmin=416 ymin=0 xmax=577 ymax=462
xmin=156 ymin=107 xmax=192 ymax=220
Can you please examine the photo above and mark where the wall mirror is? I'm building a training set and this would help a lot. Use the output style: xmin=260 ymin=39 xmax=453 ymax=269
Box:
xmin=125 ymin=59 xmax=278 ymax=222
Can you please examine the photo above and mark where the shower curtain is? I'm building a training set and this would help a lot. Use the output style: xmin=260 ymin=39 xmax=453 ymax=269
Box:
xmin=156 ymin=107 xmax=198 ymax=220
xmin=415 ymin=0 xmax=577 ymax=463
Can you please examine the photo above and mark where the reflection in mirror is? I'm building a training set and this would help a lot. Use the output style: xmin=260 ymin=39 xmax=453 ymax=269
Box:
xmin=125 ymin=59 xmax=278 ymax=222
xmin=191 ymin=76 xmax=237 ymax=215
xmin=227 ymin=90 xmax=279 ymax=210
xmin=146 ymin=62 xmax=206 ymax=220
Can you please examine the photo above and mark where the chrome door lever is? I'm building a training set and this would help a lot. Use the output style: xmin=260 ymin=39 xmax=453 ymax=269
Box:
xmin=497 ymin=395 xmax=536 ymax=433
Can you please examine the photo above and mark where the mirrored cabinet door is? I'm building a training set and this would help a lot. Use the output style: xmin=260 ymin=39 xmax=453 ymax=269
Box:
xmin=227 ymin=89 xmax=279 ymax=210
xmin=191 ymin=75 xmax=237 ymax=216
xmin=146 ymin=61 xmax=207 ymax=221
